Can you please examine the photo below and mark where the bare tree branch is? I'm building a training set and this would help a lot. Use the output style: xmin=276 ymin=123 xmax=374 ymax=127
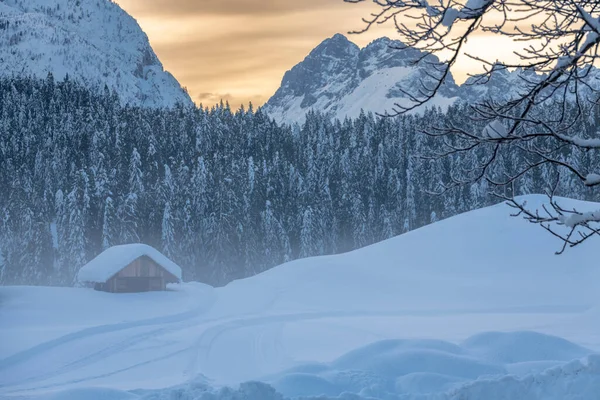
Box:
xmin=345 ymin=0 xmax=600 ymax=250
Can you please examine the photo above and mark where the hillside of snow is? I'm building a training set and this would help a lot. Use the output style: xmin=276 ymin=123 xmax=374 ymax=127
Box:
xmin=0 ymin=0 xmax=192 ymax=108
xmin=1 ymin=195 xmax=600 ymax=399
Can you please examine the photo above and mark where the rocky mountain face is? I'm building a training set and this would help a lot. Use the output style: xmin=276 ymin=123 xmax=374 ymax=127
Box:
xmin=263 ymin=34 xmax=551 ymax=124
xmin=264 ymin=34 xmax=461 ymax=124
xmin=0 ymin=0 xmax=192 ymax=108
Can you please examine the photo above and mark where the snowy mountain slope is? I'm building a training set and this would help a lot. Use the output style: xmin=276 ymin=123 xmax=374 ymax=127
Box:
xmin=263 ymin=35 xmax=460 ymax=124
xmin=264 ymin=34 xmax=600 ymax=124
xmin=459 ymin=67 xmax=542 ymax=103
xmin=0 ymin=0 xmax=192 ymax=108
xmin=1 ymin=195 xmax=600 ymax=399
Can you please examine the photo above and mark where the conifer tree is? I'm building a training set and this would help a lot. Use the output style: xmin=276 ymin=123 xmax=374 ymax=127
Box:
xmin=0 ymin=75 xmax=597 ymax=286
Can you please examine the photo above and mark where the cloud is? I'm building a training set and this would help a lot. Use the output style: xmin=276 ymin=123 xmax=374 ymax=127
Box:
xmin=197 ymin=92 xmax=231 ymax=102
xmin=114 ymin=0 xmax=530 ymax=110
xmin=196 ymin=92 xmax=238 ymax=105
xmin=117 ymin=0 xmax=345 ymax=17
xmin=114 ymin=1 xmax=405 ymax=106
xmin=196 ymin=92 xmax=268 ymax=108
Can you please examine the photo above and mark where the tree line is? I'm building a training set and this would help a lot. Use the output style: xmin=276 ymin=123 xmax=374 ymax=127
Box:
xmin=0 ymin=75 xmax=598 ymax=286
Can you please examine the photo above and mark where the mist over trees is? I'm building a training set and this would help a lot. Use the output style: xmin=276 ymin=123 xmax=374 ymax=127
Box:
xmin=0 ymin=76 xmax=598 ymax=286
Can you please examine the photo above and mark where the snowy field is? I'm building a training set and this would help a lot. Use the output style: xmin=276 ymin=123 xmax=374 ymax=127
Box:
xmin=1 ymin=194 xmax=600 ymax=399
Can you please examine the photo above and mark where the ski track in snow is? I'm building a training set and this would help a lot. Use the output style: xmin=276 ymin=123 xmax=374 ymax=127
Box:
xmin=0 ymin=289 xmax=216 ymax=392
xmin=0 ymin=304 xmax=591 ymax=395
xmin=0 ymin=303 xmax=206 ymax=375
xmin=3 ymin=196 xmax=600 ymax=398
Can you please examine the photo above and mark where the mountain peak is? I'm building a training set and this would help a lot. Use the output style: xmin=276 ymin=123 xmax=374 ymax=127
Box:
xmin=264 ymin=34 xmax=560 ymax=125
xmin=331 ymin=33 xmax=354 ymax=44
xmin=263 ymin=34 xmax=459 ymax=124
xmin=265 ymin=34 xmax=361 ymax=118
xmin=308 ymin=33 xmax=360 ymax=60
xmin=0 ymin=0 xmax=192 ymax=108
xmin=365 ymin=36 xmax=395 ymax=47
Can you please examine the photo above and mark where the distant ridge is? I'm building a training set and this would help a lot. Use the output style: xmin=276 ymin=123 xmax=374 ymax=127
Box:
xmin=263 ymin=34 xmax=600 ymax=124
xmin=0 ymin=0 xmax=192 ymax=108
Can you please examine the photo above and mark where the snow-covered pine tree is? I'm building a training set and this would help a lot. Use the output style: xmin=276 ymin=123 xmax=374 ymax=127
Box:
xmin=1 ymin=76 xmax=598 ymax=286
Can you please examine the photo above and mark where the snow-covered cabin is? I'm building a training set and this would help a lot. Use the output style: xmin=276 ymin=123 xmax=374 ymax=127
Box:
xmin=77 ymin=244 xmax=182 ymax=293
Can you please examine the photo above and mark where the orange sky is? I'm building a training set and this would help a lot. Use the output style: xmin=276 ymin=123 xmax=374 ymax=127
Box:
xmin=115 ymin=0 xmax=518 ymax=108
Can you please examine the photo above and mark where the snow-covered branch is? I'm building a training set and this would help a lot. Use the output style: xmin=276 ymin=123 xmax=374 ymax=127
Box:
xmin=346 ymin=0 xmax=600 ymax=251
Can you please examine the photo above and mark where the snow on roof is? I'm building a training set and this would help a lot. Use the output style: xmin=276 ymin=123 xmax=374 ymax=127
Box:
xmin=77 ymin=244 xmax=182 ymax=283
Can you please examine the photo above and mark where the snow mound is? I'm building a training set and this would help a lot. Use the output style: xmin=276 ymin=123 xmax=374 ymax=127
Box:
xmin=215 ymin=194 xmax=600 ymax=318
xmin=333 ymin=339 xmax=465 ymax=366
xmin=39 ymin=355 xmax=600 ymax=400
xmin=264 ymin=332 xmax=595 ymax=398
xmin=333 ymin=349 xmax=504 ymax=380
xmin=447 ymin=355 xmax=600 ymax=400
xmin=462 ymin=331 xmax=592 ymax=364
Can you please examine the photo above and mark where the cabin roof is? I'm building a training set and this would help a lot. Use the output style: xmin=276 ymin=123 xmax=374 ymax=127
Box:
xmin=77 ymin=244 xmax=183 ymax=283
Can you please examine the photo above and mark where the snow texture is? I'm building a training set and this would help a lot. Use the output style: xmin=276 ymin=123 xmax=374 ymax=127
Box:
xmin=585 ymin=173 xmax=600 ymax=186
xmin=0 ymin=0 xmax=192 ymax=108
xmin=441 ymin=8 xmax=459 ymax=27
xmin=557 ymin=132 xmax=600 ymax=148
xmin=482 ymin=120 xmax=508 ymax=139
xmin=460 ymin=0 xmax=493 ymax=19
xmin=439 ymin=0 xmax=493 ymax=27
xmin=76 ymin=244 xmax=183 ymax=283
xmin=559 ymin=210 xmax=600 ymax=228
xmin=2 ymin=195 xmax=600 ymax=399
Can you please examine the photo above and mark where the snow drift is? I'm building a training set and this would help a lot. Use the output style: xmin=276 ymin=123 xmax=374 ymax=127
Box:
xmin=1 ymin=195 xmax=599 ymax=399
xmin=37 ymin=354 xmax=600 ymax=400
